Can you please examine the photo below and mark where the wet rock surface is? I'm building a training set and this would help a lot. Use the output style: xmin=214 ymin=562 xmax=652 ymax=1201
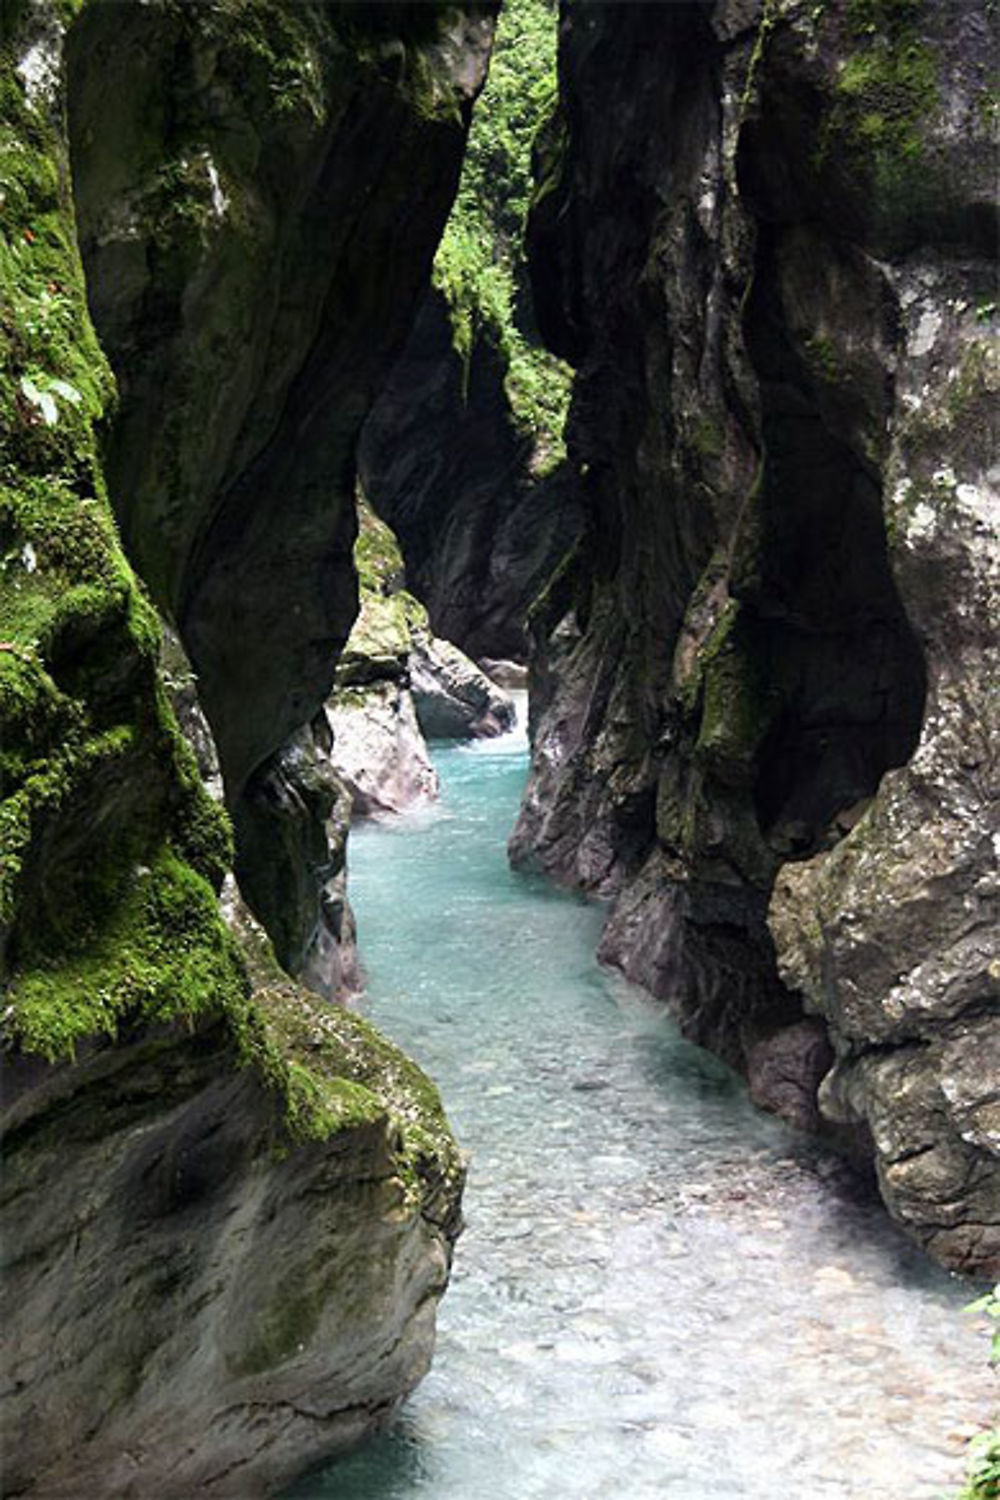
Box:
xmin=329 ymin=680 xmax=439 ymax=821
xmin=359 ymin=289 xmax=582 ymax=663
xmin=768 ymin=252 xmax=1000 ymax=1272
xmin=2 ymin=985 xmax=464 ymax=1499
xmin=511 ymin=0 xmax=999 ymax=1270
xmin=326 ymin=502 xmax=515 ymax=822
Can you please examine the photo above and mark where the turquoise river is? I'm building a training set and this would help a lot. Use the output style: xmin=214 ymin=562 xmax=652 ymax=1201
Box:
xmin=286 ymin=708 xmax=995 ymax=1500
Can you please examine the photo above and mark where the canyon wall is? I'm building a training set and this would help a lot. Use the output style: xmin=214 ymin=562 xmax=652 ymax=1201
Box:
xmin=511 ymin=0 xmax=999 ymax=1273
xmin=67 ymin=0 xmax=495 ymax=992
xmin=0 ymin=2 xmax=488 ymax=1491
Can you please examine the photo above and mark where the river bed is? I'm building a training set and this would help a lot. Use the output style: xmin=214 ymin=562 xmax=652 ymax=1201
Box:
xmin=286 ymin=712 xmax=995 ymax=1499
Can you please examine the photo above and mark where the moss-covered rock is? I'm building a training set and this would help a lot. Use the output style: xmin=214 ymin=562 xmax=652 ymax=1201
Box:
xmin=1 ymin=8 xmax=468 ymax=1490
xmin=64 ymin=0 xmax=495 ymax=991
xmin=327 ymin=498 xmax=514 ymax=821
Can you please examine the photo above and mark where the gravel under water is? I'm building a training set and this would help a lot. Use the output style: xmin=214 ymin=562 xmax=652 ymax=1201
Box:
xmin=286 ymin=707 xmax=995 ymax=1500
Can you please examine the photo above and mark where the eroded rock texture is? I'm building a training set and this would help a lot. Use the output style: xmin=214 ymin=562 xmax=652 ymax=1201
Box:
xmin=328 ymin=511 xmax=441 ymax=821
xmin=357 ymin=0 xmax=581 ymax=665
xmin=67 ymin=0 xmax=496 ymax=992
xmin=512 ymin=0 xmax=998 ymax=1270
xmin=1 ymin=6 xmax=470 ymax=1493
xmin=2 ymin=972 xmax=464 ymax=1500
xmin=410 ymin=625 xmax=515 ymax=740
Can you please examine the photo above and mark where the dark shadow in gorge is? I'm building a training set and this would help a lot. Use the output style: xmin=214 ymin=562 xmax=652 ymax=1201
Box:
xmin=731 ymin=169 xmax=927 ymax=864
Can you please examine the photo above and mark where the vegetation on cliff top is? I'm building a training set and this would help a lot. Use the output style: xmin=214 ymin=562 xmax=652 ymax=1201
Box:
xmin=433 ymin=0 xmax=571 ymax=474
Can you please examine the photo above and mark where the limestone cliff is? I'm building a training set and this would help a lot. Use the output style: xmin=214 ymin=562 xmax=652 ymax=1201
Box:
xmin=1 ymin=4 xmax=475 ymax=1492
xmin=67 ymin=0 xmax=496 ymax=993
xmin=512 ymin=0 xmax=999 ymax=1272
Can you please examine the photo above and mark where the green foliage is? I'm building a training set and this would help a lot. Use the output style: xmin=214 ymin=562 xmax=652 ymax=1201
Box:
xmin=952 ymin=1287 xmax=1000 ymax=1500
xmin=433 ymin=0 xmax=572 ymax=473
xmin=966 ymin=1285 xmax=1000 ymax=1369
xmin=957 ymin=1430 xmax=1000 ymax=1500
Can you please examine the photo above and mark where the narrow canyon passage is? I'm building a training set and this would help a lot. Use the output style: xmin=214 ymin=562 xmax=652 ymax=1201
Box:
xmin=286 ymin=709 xmax=993 ymax=1500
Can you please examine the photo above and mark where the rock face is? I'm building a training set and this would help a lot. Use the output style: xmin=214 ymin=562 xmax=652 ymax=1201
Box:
xmin=66 ymin=0 xmax=496 ymax=993
xmin=2 ymin=917 xmax=464 ymax=1500
xmin=1 ymin=6 xmax=471 ymax=1493
xmin=511 ymin=0 xmax=999 ymax=1271
xmin=767 ymin=245 xmax=1000 ymax=1270
xmin=410 ymin=626 xmax=515 ymax=740
xmin=329 ymin=681 xmax=439 ymax=822
xmin=327 ymin=528 xmax=440 ymax=820
xmin=359 ymin=287 xmax=582 ymax=662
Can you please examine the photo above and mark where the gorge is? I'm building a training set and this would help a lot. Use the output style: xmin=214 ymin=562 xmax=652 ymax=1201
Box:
xmin=1 ymin=0 xmax=997 ymax=1496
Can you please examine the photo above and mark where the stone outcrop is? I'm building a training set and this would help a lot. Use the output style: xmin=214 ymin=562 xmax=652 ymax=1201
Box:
xmin=66 ymin=0 xmax=496 ymax=993
xmin=511 ymin=0 xmax=999 ymax=1271
xmin=326 ymin=502 xmax=515 ymax=819
xmin=329 ymin=681 xmax=439 ymax=822
xmin=410 ymin=626 xmax=515 ymax=740
xmin=768 ymin=246 xmax=1000 ymax=1272
xmin=2 ymin=903 xmax=464 ymax=1499
xmin=1 ymin=6 xmax=474 ymax=1492
xmin=328 ymin=521 xmax=440 ymax=820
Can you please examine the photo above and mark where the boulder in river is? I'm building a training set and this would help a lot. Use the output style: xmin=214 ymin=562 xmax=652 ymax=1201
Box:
xmin=410 ymin=627 xmax=516 ymax=741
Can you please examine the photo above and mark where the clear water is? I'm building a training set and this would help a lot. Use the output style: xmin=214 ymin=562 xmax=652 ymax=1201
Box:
xmin=287 ymin=710 xmax=995 ymax=1500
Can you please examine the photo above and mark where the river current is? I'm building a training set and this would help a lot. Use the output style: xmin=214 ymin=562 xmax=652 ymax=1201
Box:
xmin=287 ymin=708 xmax=995 ymax=1500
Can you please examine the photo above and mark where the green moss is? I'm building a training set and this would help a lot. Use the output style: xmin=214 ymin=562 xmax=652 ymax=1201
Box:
xmin=895 ymin=337 xmax=999 ymax=464
xmin=816 ymin=0 xmax=940 ymax=228
xmin=802 ymin=331 xmax=842 ymax=385
xmin=334 ymin=496 xmax=428 ymax=686
xmin=687 ymin=414 xmax=726 ymax=463
xmin=740 ymin=0 xmax=779 ymax=119
xmin=354 ymin=496 xmax=406 ymax=593
xmin=184 ymin=0 xmax=328 ymax=123
xmin=237 ymin=906 xmax=461 ymax=1183
xmin=692 ymin=603 xmax=775 ymax=782
xmin=0 ymin=17 xmax=233 ymax=1058
xmin=5 ymin=846 xmax=249 ymax=1061
xmin=1 ymin=8 xmax=463 ymax=1205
